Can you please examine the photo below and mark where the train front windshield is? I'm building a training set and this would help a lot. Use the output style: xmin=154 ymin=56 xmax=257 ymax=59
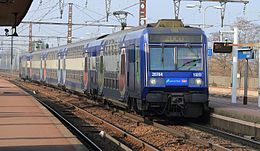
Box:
xmin=149 ymin=47 xmax=203 ymax=71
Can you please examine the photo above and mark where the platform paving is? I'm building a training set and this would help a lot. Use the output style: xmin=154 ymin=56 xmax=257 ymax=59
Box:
xmin=210 ymin=96 xmax=260 ymax=123
xmin=0 ymin=78 xmax=88 ymax=151
xmin=209 ymin=95 xmax=260 ymax=139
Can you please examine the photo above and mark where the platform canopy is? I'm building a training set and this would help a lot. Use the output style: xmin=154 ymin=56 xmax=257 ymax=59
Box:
xmin=0 ymin=0 xmax=33 ymax=27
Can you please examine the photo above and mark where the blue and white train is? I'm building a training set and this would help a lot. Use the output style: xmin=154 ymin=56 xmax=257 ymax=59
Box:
xmin=20 ymin=19 xmax=209 ymax=117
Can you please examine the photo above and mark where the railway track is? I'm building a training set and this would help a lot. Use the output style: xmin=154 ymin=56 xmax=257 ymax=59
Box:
xmin=0 ymin=75 xmax=103 ymax=151
xmin=61 ymin=102 xmax=160 ymax=151
xmin=189 ymin=123 xmax=260 ymax=150
xmin=1 ymin=73 xmax=257 ymax=151
xmin=11 ymin=79 xmax=160 ymax=151
xmin=34 ymin=97 xmax=103 ymax=151
xmin=121 ymin=112 xmax=258 ymax=150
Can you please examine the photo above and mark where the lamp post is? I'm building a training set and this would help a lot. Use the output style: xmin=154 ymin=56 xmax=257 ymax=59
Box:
xmin=186 ymin=5 xmax=223 ymax=29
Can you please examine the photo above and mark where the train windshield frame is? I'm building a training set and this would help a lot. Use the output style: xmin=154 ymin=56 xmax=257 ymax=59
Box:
xmin=149 ymin=46 xmax=203 ymax=71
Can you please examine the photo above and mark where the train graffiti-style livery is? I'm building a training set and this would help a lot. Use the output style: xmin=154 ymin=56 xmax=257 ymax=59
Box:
xmin=20 ymin=19 xmax=209 ymax=117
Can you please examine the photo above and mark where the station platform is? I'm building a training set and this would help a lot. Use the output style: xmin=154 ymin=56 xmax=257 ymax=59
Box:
xmin=209 ymin=87 xmax=260 ymax=139
xmin=210 ymin=96 xmax=260 ymax=123
xmin=0 ymin=78 xmax=87 ymax=151
xmin=209 ymin=86 xmax=260 ymax=123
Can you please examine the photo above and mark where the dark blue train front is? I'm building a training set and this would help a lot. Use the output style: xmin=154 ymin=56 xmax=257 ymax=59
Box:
xmin=130 ymin=19 xmax=209 ymax=117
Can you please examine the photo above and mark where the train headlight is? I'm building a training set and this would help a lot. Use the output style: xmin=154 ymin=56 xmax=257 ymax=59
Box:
xmin=149 ymin=78 xmax=165 ymax=87
xmin=195 ymin=78 xmax=202 ymax=85
xmin=189 ymin=78 xmax=204 ymax=87
xmin=150 ymin=78 xmax=157 ymax=85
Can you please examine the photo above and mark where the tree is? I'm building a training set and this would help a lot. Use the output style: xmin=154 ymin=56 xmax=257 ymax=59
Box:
xmin=232 ymin=17 xmax=260 ymax=43
xmin=208 ymin=17 xmax=260 ymax=78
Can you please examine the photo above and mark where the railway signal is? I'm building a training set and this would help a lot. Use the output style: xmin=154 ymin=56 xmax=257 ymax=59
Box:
xmin=212 ymin=41 xmax=233 ymax=53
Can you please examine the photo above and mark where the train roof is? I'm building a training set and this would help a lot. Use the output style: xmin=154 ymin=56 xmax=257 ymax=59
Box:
xmin=25 ymin=19 xmax=204 ymax=57
xmin=105 ymin=19 xmax=203 ymax=37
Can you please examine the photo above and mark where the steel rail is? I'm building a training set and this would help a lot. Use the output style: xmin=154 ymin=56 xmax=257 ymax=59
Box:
xmin=63 ymin=103 xmax=160 ymax=151
xmin=5 ymin=73 xmax=252 ymax=151
xmin=33 ymin=97 xmax=102 ymax=151
xmin=10 ymin=80 xmax=102 ymax=151
xmin=189 ymin=123 xmax=260 ymax=150
xmin=119 ymin=111 xmax=232 ymax=151
xmin=11 ymin=76 xmax=229 ymax=151
xmin=11 ymin=78 xmax=159 ymax=151
xmin=37 ymin=99 xmax=103 ymax=151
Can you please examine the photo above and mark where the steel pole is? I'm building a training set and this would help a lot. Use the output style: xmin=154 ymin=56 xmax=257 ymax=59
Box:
xmin=232 ymin=27 xmax=239 ymax=103
xmin=203 ymin=8 xmax=206 ymax=29
xmin=11 ymin=28 xmax=13 ymax=71
xmin=5 ymin=51 xmax=7 ymax=70
xmin=243 ymin=59 xmax=248 ymax=105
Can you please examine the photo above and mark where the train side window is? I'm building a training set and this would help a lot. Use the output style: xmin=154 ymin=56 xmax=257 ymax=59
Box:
xmin=128 ymin=45 xmax=135 ymax=63
xmin=135 ymin=46 xmax=139 ymax=72
xmin=116 ymin=80 xmax=119 ymax=89
xmin=100 ymin=56 xmax=103 ymax=73
xmin=121 ymin=54 xmax=125 ymax=75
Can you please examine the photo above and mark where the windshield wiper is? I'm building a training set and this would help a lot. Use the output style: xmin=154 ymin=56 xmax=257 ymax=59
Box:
xmin=177 ymin=59 xmax=200 ymax=70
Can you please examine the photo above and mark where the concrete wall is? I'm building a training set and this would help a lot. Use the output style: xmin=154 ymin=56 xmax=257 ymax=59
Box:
xmin=209 ymin=75 xmax=258 ymax=90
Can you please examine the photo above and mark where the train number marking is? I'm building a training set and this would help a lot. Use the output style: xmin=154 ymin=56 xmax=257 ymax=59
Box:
xmin=151 ymin=72 xmax=163 ymax=77
xmin=193 ymin=72 xmax=203 ymax=77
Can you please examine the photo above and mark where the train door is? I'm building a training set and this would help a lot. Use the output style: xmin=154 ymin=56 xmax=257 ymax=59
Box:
xmin=89 ymin=56 xmax=98 ymax=94
xmin=43 ymin=58 xmax=47 ymax=82
xmin=57 ymin=54 xmax=61 ymax=85
xmin=27 ymin=58 xmax=31 ymax=80
xmin=135 ymin=46 xmax=140 ymax=92
xmin=40 ymin=56 xmax=43 ymax=81
xmin=88 ymin=57 xmax=92 ymax=91
xmin=23 ymin=60 xmax=26 ymax=78
xmin=98 ymin=51 xmax=104 ymax=95
xmin=95 ymin=56 xmax=99 ymax=93
xmin=119 ymin=48 xmax=126 ymax=96
xmin=127 ymin=45 xmax=135 ymax=93
xmin=25 ymin=59 xmax=28 ymax=78
xmin=62 ymin=54 xmax=66 ymax=85
xmin=84 ymin=53 xmax=88 ymax=91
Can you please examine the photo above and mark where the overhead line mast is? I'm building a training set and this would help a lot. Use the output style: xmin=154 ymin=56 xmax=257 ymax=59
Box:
xmin=59 ymin=0 xmax=64 ymax=19
xmin=67 ymin=3 xmax=73 ymax=44
xmin=139 ymin=0 xmax=147 ymax=26
xmin=105 ymin=0 xmax=112 ymax=22
xmin=29 ymin=22 xmax=32 ymax=52
xmin=174 ymin=0 xmax=181 ymax=19
xmin=173 ymin=0 xmax=249 ymax=27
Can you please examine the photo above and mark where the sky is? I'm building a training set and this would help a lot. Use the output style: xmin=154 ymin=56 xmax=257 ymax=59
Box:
xmin=0 ymin=0 xmax=259 ymax=51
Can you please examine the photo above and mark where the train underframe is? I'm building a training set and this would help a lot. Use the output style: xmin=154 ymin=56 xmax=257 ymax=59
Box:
xmin=131 ymin=91 xmax=209 ymax=118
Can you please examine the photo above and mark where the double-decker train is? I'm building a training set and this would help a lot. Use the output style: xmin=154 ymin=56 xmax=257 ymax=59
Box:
xmin=20 ymin=19 xmax=209 ymax=117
